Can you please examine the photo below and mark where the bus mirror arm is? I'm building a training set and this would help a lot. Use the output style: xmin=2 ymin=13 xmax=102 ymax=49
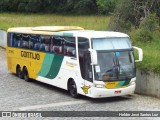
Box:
xmin=133 ymin=46 xmax=143 ymax=62
xmin=88 ymin=48 xmax=98 ymax=65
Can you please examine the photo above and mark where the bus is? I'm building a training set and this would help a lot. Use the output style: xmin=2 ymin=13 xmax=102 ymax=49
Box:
xmin=6 ymin=26 xmax=143 ymax=98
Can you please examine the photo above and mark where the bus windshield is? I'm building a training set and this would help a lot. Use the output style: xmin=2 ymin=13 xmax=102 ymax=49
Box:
xmin=94 ymin=51 xmax=135 ymax=81
xmin=92 ymin=37 xmax=135 ymax=81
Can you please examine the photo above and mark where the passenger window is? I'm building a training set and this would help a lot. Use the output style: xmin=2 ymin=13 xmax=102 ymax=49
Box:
xmin=22 ymin=34 xmax=29 ymax=49
xmin=7 ymin=32 xmax=13 ymax=47
xmin=8 ymin=33 xmax=78 ymax=57
xmin=13 ymin=34 xmax=22 ymax=48
xmin=52 ymin=37 xmax=63 ymax=54
xmin=63 ymin=37 xmax=76 ymax=57
xmin=33 ymin=36 xmax=40 ymax=50
xmin=8 ymin=33 xmax=22 ymax=48
xmin=44 ymin=36 xmax=51 ymax=52
xmin=39 ymin=36 xmax=45 ymax=52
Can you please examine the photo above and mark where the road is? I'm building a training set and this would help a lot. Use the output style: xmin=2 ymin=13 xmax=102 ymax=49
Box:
xmin=0 ymin=47 xmax=160 ymax=120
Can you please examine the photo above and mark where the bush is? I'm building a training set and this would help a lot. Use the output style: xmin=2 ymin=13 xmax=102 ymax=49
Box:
xmin=140 ymin=13 xmax=159 ymax=32
xmin=131 ymin=28 xmax=153 ymax=44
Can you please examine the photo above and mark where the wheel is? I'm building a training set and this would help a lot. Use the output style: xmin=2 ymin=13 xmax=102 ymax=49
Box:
xmin=69 ymin=80 xmax=78 ymax=98
xmin=16 ymin=66 xmax=23 ymax=79
xmin=23 ymin=67 xmax=30 ymax=82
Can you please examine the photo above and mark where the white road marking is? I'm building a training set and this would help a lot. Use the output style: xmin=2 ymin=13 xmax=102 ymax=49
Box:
xmin=19 ymin=100 xmax=88 ymax=111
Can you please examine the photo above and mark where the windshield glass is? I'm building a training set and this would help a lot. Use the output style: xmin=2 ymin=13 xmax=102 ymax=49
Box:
xmin=92 ymin=37 xmax=132 ymax=50
xmin=94 ymin=51 xmax=135 ymax=81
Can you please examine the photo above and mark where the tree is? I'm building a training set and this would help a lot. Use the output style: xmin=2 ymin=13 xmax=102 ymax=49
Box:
xmin=8 ymin=0 xmax=21 ymax=12
xmin=96 ymin=0 xmax=116 ymax=15
xmin=0 ymin=0 xmax=116 ymax=15
xmin=25 ymin=0 xmax=43 ymax=13
xmin=108 ymin=0 xmax=160 ymax=32
xmin=0 ymin=0 xmax=9 ymax=12
xmin=74 ymin=0 xmax=97 ymax=14
xmin=17 ymin=0 xmax=28 ymax=12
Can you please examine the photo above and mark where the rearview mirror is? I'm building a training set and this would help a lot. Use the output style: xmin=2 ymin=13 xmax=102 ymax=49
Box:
xmin=88 ymin=48 xmax=98 ymax=65
xmin=133 ymin=46 xmax=143 ymax=62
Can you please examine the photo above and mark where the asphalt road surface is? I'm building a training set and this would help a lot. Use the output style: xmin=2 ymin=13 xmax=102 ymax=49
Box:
xmin=0 ymin=47 xmax=160 ymax=120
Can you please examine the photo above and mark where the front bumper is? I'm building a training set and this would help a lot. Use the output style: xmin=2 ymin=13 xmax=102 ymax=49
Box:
xmin=87 ymin=83 xmax=136 ymax=98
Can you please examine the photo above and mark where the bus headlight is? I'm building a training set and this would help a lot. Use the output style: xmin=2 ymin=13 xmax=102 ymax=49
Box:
xmin=95 ymin=84 xmax=106 ymax=88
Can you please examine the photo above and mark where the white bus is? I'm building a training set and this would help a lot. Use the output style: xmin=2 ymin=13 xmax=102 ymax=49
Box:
xmin=7 ymin=26 xmax=143 ymax=98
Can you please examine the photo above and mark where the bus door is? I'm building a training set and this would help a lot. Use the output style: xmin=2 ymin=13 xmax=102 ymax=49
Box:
xmin=78 ymin=37 xmax=93 ymax=94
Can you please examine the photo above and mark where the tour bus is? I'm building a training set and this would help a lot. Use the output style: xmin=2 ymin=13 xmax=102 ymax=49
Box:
xmin=6 ymin=26 xmax=143 ymax=98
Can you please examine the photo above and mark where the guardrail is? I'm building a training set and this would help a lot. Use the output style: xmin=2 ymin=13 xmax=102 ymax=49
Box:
xmin=0 ymin=30 xmax=7 ymax=48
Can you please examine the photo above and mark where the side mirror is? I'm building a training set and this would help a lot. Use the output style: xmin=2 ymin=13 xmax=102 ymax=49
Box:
xmin=88 ymin=48 xmax=98 ymax=65
xmin=133 ymin=46 xmax=143 ymax=62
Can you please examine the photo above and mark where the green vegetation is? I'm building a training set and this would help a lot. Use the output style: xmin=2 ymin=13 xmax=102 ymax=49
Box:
xmin=130 ymin=31 xmax=160 ymax=72
xmin=109 ymin=0 xmax=160 ymax=72
xmin=1 ymin=0 xmax=160 ymax=73
xmin=0 ymin=13 xmax=110 ymax=31
xmin=0 ymin=0 xmax=116 ymax=15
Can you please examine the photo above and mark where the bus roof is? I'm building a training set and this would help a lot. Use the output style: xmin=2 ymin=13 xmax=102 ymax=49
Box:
xmin=55 ymin=30 xmax=129 ymax=38
xmin=32 ymin=26 xmax=84 ymax=31
xmin=7 ymin=26 xmax=129 ymax=38
xmin=7 ymin=26 xmax=84 ymax=35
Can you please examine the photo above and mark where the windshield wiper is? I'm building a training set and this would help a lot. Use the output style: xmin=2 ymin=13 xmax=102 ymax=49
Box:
xmin=113 ymin=57 xmax=119 ymax=79
xmin=116 ymin=57 xmax=120 ymax=71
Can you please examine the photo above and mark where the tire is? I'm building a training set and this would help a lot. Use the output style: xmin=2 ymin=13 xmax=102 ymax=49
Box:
xmin=68 ymin=80 xmax=78 ymax=98
xmin=16 ymin=66 xmax=23 ymax=79
xmin=23 ymin=68 xmax=30 ymax=82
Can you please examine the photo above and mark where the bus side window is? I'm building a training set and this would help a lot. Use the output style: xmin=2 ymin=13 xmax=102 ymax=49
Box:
xmin=39 ymin=37 xmax=45 ymax=51
xmin=64 ymin=37 xmax=76 ymax=57
xmin=7 ymin=32 xmax=14 ymax=47
xmin=22 ymin=34 xmax=29 ymax=49
xmin=37 ymin=35 xmax=50 ymax=52
xmin=13 ymin=37 xmax=18 ymax=47
xmin=52 ymin=37 xmax=62 ymax=54
xmin=13 ymin=34 xmax=19 ymax=47
xmin=33 ymin=37 xmax=40 ymax=50
xmin=44 ymin=36 xmax=50 ymax=52
xmin=15 ymin=34 xmax=22 ymax=48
